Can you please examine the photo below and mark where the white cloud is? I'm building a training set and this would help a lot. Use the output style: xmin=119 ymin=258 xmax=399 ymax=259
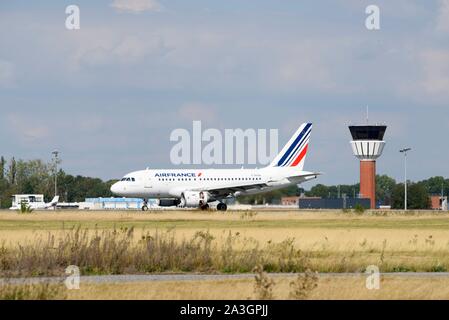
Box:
xmin=71 ymin=34 xmax=169 ymax=68
xmin=0 ymin=59 xmax=14 ymax=88
xmin=111 ymin=0 xmax=162 ymax=14
xmin=436 ymin=0 xmax=449 ymax=33
xmin=6 ymin=114 xmax=50 ymax=144
xmin=272 ymin=49 xmax=337 ymax=92
xmin=420 ymin=49 xmax=449 ymax=96
xmin=398 ymin=48 xmax=449 ymax=104
xmin=178 ymin=103 xmax=218 ymax=123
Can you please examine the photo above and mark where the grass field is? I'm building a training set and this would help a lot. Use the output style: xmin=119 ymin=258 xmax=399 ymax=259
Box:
xmin=3 ymin=276 xmax=449 ymax=300
xmin=1 ymin=209 xmax=449 ymax=299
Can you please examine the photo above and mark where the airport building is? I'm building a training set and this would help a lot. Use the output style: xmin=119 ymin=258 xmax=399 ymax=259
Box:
xmin=298 ymin=197 xmax=371 ymax=210
xmin=280 ymin=195 xmax=371 ymax=210
xmin=430 ymin=195 xmax=448 ymax=211
xmin=11 ymin=194 xmax=45 ymax=207
xmin=81 ymin=198 xmax=158 ymax=210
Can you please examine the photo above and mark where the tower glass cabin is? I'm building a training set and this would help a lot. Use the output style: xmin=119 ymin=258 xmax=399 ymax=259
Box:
xmin=349 ymin=125 xmax=387 ymax=209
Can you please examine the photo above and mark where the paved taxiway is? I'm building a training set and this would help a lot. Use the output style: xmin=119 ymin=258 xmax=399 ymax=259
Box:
xmin=3 ymin=273 xmax=449 ymax=285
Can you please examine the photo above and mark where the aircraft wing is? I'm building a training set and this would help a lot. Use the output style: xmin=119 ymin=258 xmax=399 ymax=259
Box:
xmin=190 ymin=172 xmax=321 ymax=199
xmin=193 ymin=182 xmax=270 ymax=198
xmin=286 ymin=172 xmax=321 ymax=183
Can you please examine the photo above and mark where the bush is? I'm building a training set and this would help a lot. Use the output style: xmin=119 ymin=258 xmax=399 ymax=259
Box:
xmin=253 ymin=265 xmax=275 ymax=300
xmin=289 ymin=269 xmax=319 ymax=300
xmin=430 ymin=264 xmax=447 ymax=273
xmin=18 ymin=202 xmax=33 ymax=214
xmin=354 ymin=204 xmax=365 ymax=214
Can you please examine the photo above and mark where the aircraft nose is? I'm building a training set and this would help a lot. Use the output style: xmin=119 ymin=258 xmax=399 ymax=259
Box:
xmin=110 ymin=182 xmax=120 ymax=194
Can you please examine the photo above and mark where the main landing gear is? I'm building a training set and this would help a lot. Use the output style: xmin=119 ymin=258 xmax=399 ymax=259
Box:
xmin=217 ymin=203 xmax=228 ymax=212
xmin=199 ymin=201 xmax=209 ymax=211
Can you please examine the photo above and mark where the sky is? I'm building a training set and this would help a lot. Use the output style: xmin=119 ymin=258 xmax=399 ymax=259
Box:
xmin=0 ymin=0 xmax=448 ymax=187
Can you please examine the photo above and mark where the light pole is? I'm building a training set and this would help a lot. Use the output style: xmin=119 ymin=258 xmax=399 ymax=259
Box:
xmin=399 ymin=148 xmax=411 ymax=210
xmin=52 ymin=150 xmax=59 ymax=197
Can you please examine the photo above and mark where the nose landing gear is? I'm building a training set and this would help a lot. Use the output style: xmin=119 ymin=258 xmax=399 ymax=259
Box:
xmin=141 ymin=199 xmax=149 ymax=211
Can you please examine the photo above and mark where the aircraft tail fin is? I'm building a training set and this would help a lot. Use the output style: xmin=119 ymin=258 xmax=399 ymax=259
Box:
xmin=268 ymin=123 xmax=312 ymax=170
xmin=49 ymin=196 xmax=59 ymax=206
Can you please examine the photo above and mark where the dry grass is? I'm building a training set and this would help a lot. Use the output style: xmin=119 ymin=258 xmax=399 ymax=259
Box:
xmin=2 ymin=275 xmax=449 ymax=300
xmin=2 ymin=228 xmax=449 ymax=253
xmin=1 ymin=210 xmax=449 ymax=279
xmin=2 ymin=226 xmax=449 ymax=276
xmin=65 ymin=276 xmax=449 ymax=300
xmin=0 ymin=227 xmax=313 ymax=277
xmin=0 ymin=282 xmax=67 ymax=300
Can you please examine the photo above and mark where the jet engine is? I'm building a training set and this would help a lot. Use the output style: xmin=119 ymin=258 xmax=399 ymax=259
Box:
xmin=181 ymin=191 xmax=211 ymax=208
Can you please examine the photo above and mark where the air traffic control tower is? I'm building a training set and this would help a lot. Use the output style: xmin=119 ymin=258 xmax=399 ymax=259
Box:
xmin=349 ymin=124 xmax=387 ymax=209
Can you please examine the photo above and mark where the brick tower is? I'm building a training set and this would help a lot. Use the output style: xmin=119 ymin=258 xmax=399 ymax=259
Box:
xmin=349 ymin=125 xmax=387 ymax=209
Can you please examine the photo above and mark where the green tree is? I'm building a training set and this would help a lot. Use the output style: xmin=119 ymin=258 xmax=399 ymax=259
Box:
xmin=306 ymin=184 xmax=329 ymax=198
xmin=408 ymin=183 xmax=431 ymax=209
xmin=0 ymin=156 xmax=5 ymax=180
xmin=419 ymin=176 xmax=447 ymax=196
xmin=15 ymin=159 xmax=52 ymax=198
xmin=376 ymin=175 xmax=396 ymax=205
xmin=392 ymin=183 xmax=430 ymax=209
xmin=7 ymin=157 xmax=17 ymax=185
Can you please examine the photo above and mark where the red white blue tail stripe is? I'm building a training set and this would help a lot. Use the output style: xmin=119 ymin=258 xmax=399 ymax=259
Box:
xmin=270 ymin=123 xmax=312 ymax=168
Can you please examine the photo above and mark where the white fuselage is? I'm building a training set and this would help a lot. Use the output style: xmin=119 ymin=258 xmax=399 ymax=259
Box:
xmin=111 ymin=167 xmax=316 ymax=200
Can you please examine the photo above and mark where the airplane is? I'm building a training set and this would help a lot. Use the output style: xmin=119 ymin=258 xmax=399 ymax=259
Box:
xmin=9 ymin=195 xmax=60 ymax=211
xmin=110 ymin=123 xmax=320 ymax=211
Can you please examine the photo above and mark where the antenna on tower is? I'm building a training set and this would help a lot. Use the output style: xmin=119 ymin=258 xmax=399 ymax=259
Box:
xmin=366 ymin=105 xmax=369 ymax=124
